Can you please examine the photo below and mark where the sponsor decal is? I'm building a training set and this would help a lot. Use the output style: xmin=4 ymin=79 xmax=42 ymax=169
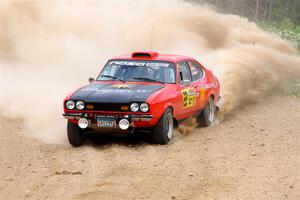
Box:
xmin=182 ymin=88 xmax=196 ymax=108
xmin=108 ymin=61 xmax=170 ymax=67
xmin=136 ymin=89 xmax=149 ymax=93
xmin=200 ymin=88 xmax=205 ymax=102
xmin=112 ymin=84 xmax=131 ymax=89
xmin=204 ymin=82 xmax=216 ymax=89
xmin=81 ymin=87 xmax=98 ymax=91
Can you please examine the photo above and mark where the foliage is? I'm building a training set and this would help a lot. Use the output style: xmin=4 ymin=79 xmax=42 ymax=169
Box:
xmin=259 ymin=19 xmax=300 ymax=51
xmin=188 ymin=0 xmax=300 ymax=51
xmin=280 ymin=78 xmax=300 ymax=97
xmin=188 ymin=0 xmax=300 ymax=26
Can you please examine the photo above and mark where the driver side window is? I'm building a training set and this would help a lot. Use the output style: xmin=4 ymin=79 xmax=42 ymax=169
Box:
xmin=178 ymin=62 xmax=192 ymax=83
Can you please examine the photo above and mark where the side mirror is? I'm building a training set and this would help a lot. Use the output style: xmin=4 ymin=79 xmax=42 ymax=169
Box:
xmin=89 ymin=77 xmax=95 ymax=84
xmin=184 ymin=80 xmax=191 ymax=87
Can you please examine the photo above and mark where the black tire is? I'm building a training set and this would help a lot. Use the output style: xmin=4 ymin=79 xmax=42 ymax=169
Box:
xmin=152 ymin=108 xmax=173 ymax=144
xmin=67 ymin=121 xmax=85 ymax=147
xmin=198 ymin=97 xmax=216 ymax=127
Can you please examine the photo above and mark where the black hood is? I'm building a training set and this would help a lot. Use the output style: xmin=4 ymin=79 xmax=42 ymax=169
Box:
xmin=71 ymin=83 xmax=164 ymax=103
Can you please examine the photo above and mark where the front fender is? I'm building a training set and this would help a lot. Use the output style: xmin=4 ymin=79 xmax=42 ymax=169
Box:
xmin=147 ymin=85 xmax=178 ymax=122
xmin=147 ymin=100 xmax=170 ymax=124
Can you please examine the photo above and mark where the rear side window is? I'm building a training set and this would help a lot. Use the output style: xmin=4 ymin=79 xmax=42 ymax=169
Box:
xmin=189 ymin=61 xmax=203 ymax=81
xmin=178 ymin=62 xmax=192 ymax=83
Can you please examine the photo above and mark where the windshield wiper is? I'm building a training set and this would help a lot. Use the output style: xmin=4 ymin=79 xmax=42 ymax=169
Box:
xmin=133 ymin=77 xmax=165 ymax=84
xmin=100 ymin=75 xmax=125 ymax=83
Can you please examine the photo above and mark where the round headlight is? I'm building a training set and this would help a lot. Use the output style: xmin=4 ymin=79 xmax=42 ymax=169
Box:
xmin=78 ymin=118 xmax=88 ymax=129
xmin=66 ymin=100 xmax=75 ymax=109
xmin=130 ymin=103 xmax=139 ymax=112
xmin=140 ymin=103 xmax=149 ymax=112
xmin=119 ymin=119 xmax=130 ymax=130
xmin=76 ymin=101 xmax=85 ymax=110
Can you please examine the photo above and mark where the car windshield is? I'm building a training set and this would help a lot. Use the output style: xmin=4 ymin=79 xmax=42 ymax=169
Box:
xmin=97 ymin=60 xmax=176 ymax=84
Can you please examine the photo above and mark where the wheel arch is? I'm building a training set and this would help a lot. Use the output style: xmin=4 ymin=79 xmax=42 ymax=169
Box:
xmin=206 ymin=90 xmax=218 ymax=105
xmin=161 ymin=103 xmax=179 ymax=129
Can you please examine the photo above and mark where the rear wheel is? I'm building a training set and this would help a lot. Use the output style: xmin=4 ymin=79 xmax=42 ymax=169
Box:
xmin=152 ymin=108 xmax=173 ymax=144
xmin=198 ymin=97 xmax=216 ymax=127
xmin=67 ymin=121 xmax=85 ymax=147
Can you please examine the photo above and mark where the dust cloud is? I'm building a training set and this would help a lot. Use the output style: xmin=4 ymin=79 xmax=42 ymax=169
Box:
xmin=1 ymin=1 xmax=299 ymax=143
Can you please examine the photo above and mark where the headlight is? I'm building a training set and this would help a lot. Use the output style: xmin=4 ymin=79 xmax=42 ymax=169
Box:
xmin=119 ymin=119 xmax=130 ymax=130
xmin=130 ymin=103 xmax=139 ymax=112
xmin=66 ymin=100 xmax=75 ymax=109
xmin=78 ymin=118 xmax=88 ymax=129
xmin=76 ymin=101 xmax=85 ymax=110
xmin=140 ymin=103 xmax=149 ymax=112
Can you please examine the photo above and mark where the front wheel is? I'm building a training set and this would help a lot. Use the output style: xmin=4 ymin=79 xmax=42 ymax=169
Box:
xmin=152 ymin=108 xmax=174 ymax=144
xmin=67 ymin=121 xmax=85 ymax=147
xmin=198 ymin=97 xmax=216 ymax=127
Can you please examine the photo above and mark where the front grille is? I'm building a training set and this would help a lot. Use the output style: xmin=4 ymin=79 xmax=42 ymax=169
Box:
xmin=85 ymin=103 xmax=129 ymax=112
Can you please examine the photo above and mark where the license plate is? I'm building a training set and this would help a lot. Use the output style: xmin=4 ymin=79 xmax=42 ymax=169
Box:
xmin=97 ymin=117 xmax=116 ymax=127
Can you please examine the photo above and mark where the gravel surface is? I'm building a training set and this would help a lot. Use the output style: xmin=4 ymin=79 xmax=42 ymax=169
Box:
xmin=1 ymin=96 xmax=299 ymax=200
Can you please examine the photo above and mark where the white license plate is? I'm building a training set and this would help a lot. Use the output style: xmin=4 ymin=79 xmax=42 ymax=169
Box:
xmin=97 ymin=118 xmax=116 ymax=127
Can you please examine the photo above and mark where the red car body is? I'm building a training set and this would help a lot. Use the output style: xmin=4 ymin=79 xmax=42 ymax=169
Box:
xmin=63 ymin=51 xmax=220 ymax=146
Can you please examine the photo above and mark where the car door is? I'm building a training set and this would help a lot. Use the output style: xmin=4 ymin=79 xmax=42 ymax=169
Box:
xmin=188 ymin=61 xmax=206 ymax=110
xmin=177 ymin=61 xmax=196 ymax=119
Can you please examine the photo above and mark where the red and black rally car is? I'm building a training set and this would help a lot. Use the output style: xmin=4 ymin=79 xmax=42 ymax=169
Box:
xmin=63 ymin=51 xmax=220 ymax=147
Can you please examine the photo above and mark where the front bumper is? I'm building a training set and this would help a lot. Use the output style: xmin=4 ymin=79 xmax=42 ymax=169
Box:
xmin=63 ymin=112 xmax=154 ymax=129
xmin=63 ymin=113 xmax=153 ymax=121
xmin=63 ymin=113 xmax=85 ymax=120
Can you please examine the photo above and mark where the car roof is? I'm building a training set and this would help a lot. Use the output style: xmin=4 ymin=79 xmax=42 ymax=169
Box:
xmin=110 ymin=51 xmax=196 ymax=63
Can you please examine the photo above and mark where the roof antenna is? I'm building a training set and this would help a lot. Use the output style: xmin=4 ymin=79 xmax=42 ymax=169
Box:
xmin=150 ymin=25 xmax=154 ymax=50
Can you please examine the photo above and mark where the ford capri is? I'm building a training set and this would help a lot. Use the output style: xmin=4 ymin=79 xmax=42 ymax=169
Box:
xmin=63 ymin=51 xmax=220 ymax=147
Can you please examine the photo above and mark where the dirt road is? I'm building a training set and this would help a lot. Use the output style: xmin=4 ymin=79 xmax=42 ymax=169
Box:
xmin=1 ymin=95 xmax=299 ymax=200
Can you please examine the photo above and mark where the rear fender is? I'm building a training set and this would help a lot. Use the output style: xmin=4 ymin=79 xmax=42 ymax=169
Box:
xmin=205 ymin=90 xmax=218 ymax=106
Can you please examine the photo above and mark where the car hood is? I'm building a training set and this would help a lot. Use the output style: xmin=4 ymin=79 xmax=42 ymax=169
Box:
xmin=70 ymin=83 xmax=165 ymax=103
